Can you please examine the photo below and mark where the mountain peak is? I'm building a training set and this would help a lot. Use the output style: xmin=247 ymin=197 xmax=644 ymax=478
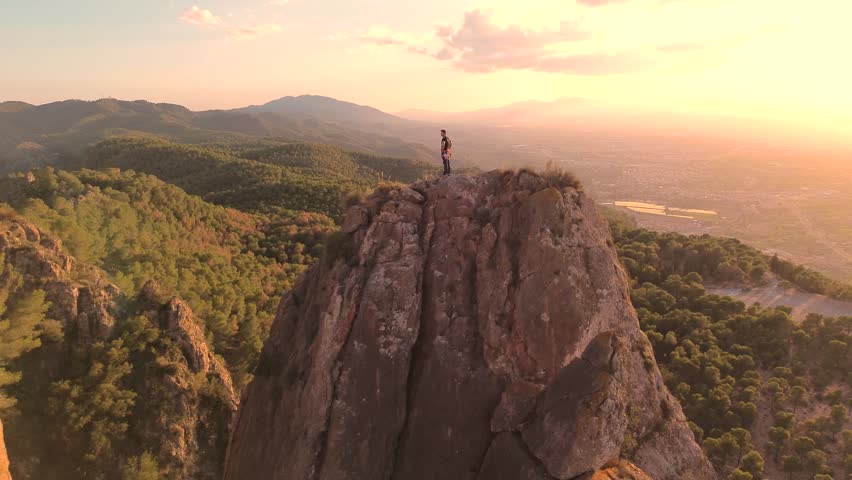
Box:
xmin=241 ymin=94 xmax=403 ymax=124
xmin=223 ymin=170 xmax=715 ymax=480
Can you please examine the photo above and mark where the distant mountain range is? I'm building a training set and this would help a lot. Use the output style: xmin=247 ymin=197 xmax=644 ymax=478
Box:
xmin=239 ymin=95 xmax=408 ymax=127
xmin=0 ymin=95 xmax=434 ymax=174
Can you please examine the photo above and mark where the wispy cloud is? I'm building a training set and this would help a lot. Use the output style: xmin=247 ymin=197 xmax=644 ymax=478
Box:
xmin=358 ymin=10 xmax=646 ymax=75
xmin=228 ymin=23 xmax=285 ymax=39
xmin=436 ymin=10 xmax=610 ymax=73
xmin=179 ymin=5 xmax=283 ymax=39
xmin=360 ymin=26 xmax=411 ymax=46
xmin=179 ymin=5 xmax=222 ymax=26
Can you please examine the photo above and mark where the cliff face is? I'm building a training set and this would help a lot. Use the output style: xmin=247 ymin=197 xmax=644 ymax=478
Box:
xmin=224 ymin=171 xmax=716 ymax=480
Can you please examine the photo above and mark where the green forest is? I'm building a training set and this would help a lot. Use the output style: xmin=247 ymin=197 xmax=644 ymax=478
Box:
xmin=0 ymin=167 xmax=341 ymax=388
xmin=610 ymin=219 xmax=851 ymax=480
xmin=0 ymin=168 xmax=333 ymax=479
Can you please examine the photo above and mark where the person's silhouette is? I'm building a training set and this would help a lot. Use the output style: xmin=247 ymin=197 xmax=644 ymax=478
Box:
xmin=440 ymin=129 xmax=452 ymax=175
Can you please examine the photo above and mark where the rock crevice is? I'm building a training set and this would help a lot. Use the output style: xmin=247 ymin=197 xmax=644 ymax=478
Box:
xmin=224 ymin=171 xmax=716 ymax=480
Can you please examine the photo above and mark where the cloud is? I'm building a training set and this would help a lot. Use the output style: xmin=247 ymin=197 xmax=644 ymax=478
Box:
xmin=435 ymin=10 xmax=591 ymax=71
xmin=179 ymin=5 xmax=222 ymax=25
xmin=228 ymin=23 xmax=285 ymax=39
xmin=436 ymin=25 xmax=454 ymax=37
xmin=357 ymin=10 xmax=647 ymax=75
xmin=433 ymin=47 xmax=456 ymax=61
xmin=360 ymin=25 xmax=425 ymax=47
xmin=441 ymin=10 xmax=588 ymax=55
xmin=268 ymin=0 xmax=290 ymax=4
xmin=179 ymin=5 xmax=283 ymax=39
xmin=450 ymin=49 xmax=647 ymax=74
xmin=435 ymin=10 xmax=647 ymax=74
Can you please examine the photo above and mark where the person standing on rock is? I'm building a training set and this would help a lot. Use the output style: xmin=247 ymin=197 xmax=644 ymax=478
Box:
xmin=440 ymin=129 xmax=452 ymax=176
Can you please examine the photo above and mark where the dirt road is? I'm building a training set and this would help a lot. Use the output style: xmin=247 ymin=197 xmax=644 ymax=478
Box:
xmin=708 ymin=281 xmax=852 ymax=321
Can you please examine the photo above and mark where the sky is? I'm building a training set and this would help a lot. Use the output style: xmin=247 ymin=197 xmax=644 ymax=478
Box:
xmin=2 ymin=0 xmax=851 ymax=138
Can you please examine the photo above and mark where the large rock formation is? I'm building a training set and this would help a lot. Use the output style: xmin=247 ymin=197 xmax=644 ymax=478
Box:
xmin=225 ymin=170 xmax=715 ymax=480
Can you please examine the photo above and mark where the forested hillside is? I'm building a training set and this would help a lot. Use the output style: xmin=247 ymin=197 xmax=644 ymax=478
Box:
xmin=607 ymin=217 xmax=852 ymax=480
xmin=0 ymin=168 xmax=338 ymax=386
xmin=0 ymin=168 xmax=340 ymax=479
xmin=81 ymin=137 xmax=435 ymax=218
xmin=602 ymin=208 xmax=852 ymax=301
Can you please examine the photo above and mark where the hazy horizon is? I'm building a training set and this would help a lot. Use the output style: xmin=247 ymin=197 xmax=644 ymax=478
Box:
xmin=4 ymin=0 xmax=852 ymax=142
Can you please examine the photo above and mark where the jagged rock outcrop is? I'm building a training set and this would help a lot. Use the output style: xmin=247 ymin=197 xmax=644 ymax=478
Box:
xmin=224 ymin=171 xmax=715 ymax=480
xmin=134 ymin=287 xmax=238 ymax=479
xmin=0 ymin=217 xmax=117 ymax=343
xmin=161 ymin=298 xmax=237 ymax=405
xmin=0 ymin=420 xmax=10 ymax=480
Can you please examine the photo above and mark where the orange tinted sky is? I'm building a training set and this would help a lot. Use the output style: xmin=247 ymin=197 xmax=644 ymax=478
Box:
xmin=2 ymin=0 xmax=851 ymax=137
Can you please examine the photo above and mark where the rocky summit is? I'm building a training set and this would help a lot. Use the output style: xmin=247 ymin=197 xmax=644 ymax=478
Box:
xmin=223 ymin=170 xmax=716 ymax=480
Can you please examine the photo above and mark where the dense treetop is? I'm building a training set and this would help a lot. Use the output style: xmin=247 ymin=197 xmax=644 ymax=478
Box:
xmin=608 ymin=217 xmax=851 ymax=480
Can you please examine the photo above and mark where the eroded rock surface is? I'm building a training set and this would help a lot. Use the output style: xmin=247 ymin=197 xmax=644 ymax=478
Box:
xmin=135 ymin=292 xmax=238 ymax=479
xmin=223 ymin=171 xmax=715 ymax=480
